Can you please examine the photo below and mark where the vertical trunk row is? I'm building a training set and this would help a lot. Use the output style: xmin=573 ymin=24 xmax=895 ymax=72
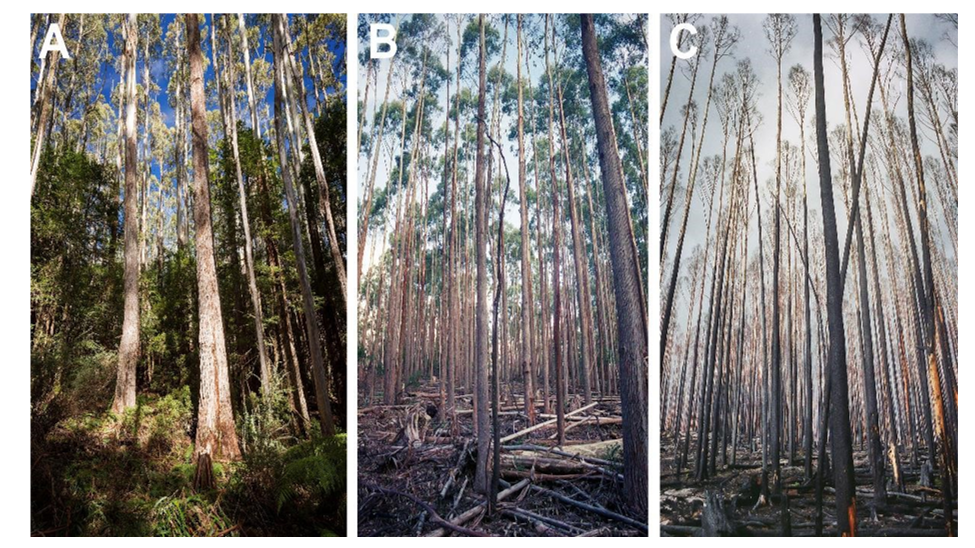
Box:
xmin=271 ymin=13 xmax=334 ymax=436
xmin=216 ymin=14 xmax=271 ymax=392
xmin=900 ymin=14 xmax=955 ymax=536
xmin=516 ymin=15 xmax=536 ymax=426
xmin=544 ymin=15 xmax=566 ymax=447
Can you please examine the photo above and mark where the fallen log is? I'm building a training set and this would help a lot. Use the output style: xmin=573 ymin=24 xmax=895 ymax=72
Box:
xmin=558 ymin=439 xmax=623 ymax=460
xmin=359 ymin=404 xmax=415 ymax=413
xmin=661 ymin=524 xmax=700 ymax=536
xmin=501 ymin=479 xmax=647 ymax=533
xmin=502 ymin=470 xmax=596 ymax=481
xmin=500 ymin=509 xmax=563 ymax=536
xmin=576 ymin=526 xmax=613 ymax=537
xmin=548 ymin=416 xmax=593 ymax=438
xmin=500 ymin=402 xmax=599 ymax=443
xmin=546 ymin=416 xmax=622 ymax=439
xmin=503 ymin=507 xmax=585 ymax=535
xmin=425 ymin=478 xmax=530 ymax=537
xmin=561 ymin=480 xmax=607 ymax=508
xmin=440 ymin=439 xmax=471 ymax=499
xmin=360 ymin=481 xmax=487 ymax=537
xmin=451 ymin=477 xmax=468 ymax=514
xmin=503 ymin=443 xmax=623 ymax=469
xmin=501 ymin=455 xmax=623 ymax=481
xmin=456 ymin=409 xmax=523 ymax=416
xmin=538 ymin=412 xmax=614 ymax=421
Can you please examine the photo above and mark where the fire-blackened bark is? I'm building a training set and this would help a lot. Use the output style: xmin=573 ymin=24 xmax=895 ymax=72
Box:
xmin=812 ymin=14 xmax=856 ymax=536
xmin=900 ymin=14 xmax=955 ymax=536
xmin=544 ymin=15 xmax=566 ymax=447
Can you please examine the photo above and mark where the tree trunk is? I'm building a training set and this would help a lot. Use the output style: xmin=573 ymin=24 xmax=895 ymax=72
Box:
xmin=581 ymin=14 xmax=648 ymax=521
xmin=473 ymin=14 xmax=491 ymax=495
xmin=218 ymin=14 xmax=271 ymax=392
xmin=516 ymin=15 xmax=536 ymax=426
xmin=186 ymin=13 xmax=241 ymax=464
xmin=281 ymin=18 xmax=347 ymax=304
xmin=813 ymin=14 xmax=856 ymax=536
xmin=544 ymin=15 xmax=566 ymax=447
xmin=30 ymin=13 xmax=66 ymax=197
xmin=271 ymin=14 xmax=335 ymax=436
xmin=556 ymin=81 xmax=594 ymax=406
xmin=358 ymin=50 xmax=397 ymax=284
xmin=900 ymin=14 xmax=955 ymax=535
xmin=112 ymin=13 xmax=140 ymax=414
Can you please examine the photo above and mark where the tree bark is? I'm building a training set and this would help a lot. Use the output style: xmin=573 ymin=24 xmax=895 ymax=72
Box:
xmin=217 ymin=14 xmax=271 ymax=392
xmin=186 ymin=13 xmax=241 ymax=463
xmin=900 ymin=14 xmax=955 ymax=536
xmin=544 ymin=15 xmax=566 ymax=447
xmin=581 ymin=13 xmax=648 ymax=521
xmin=473 ymin=14 xmax=491 ymax=495
xmin=516 ymin=15 xmax=536 ymax=426
xmin=281 ymin=17 xmax=347 ymax=304
xmin=271 ymin=14 xmax=335 ymax=436
xmin=30 ymin=13 xmax=66 ymax=197
xmin=112 ymin=13 xmax=140 ymax=415
xmin=813 ymin=14 xmax=856 ymax=536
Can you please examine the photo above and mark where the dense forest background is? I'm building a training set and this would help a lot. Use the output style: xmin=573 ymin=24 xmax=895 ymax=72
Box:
xmin=356 ymin=14 xmax=650 ymax=536
xmin=659 ymin=13 xmax=957 ymax=536
xmin=30 ymin=13 xmax=348 ymax=536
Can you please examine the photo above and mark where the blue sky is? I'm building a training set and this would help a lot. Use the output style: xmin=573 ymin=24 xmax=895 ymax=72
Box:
xmin=33 ymin=14 xmax=347 ymax=186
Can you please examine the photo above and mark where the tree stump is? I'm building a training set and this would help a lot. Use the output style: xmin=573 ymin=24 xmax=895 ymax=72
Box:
xmin=392 ymin=403 xmax=434 ymax=447
xmin=702 ymin=489 xmax=734 ymax=536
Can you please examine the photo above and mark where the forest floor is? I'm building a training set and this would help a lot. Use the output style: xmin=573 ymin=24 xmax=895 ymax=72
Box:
xmin=30 ymin=388 xmax=346 ymax=536
xmin=357 ymin=380 xmax=646 ymax=536
xmin=659 ymin=435 xmax=954 ymax=537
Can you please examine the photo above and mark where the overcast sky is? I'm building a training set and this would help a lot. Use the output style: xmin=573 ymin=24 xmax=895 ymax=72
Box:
xmin=660 ymin=13 xmax=957 ymax=330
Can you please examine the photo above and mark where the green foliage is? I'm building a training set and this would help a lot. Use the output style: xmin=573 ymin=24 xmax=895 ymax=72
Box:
xmin=228 ymin=429 xmax=347 ymax=535
xmin=141 ymin=247 xmax=198 ymax=394
xmin=150 ymin=494 xmax=234 ymax=537
xmin=38 ymin=392 xmax=200 ymax=536
xmin=31 ymin=19 xmax=350 ymax=536
xmin=31 ymin=149 xmax=121 ymax=413
xmin=275 ymin=434 xmax=347 ymax=512
xmin=238 ymin=374 xmax=296 ymax=457
xmin=33 ymin=389 xmax=346 ymax=536
xmin=63 ymin=340 xmax=118 ymax=415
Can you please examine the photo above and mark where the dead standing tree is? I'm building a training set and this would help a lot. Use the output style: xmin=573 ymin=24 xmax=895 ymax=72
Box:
xmin=813 ymin=13 xmax=856 ymax=537
xmin=763 ymin=13 xmax=796 ymax=494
